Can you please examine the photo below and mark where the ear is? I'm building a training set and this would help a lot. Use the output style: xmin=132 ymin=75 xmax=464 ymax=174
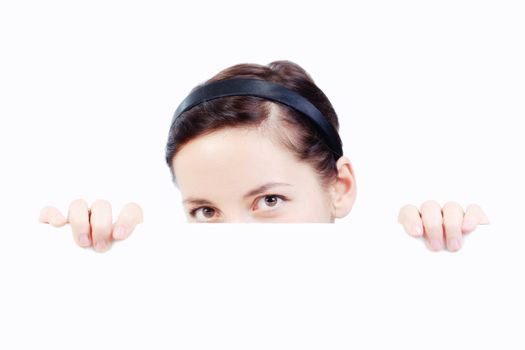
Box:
xmin=328 ymin=156 xmax=357 ymax=219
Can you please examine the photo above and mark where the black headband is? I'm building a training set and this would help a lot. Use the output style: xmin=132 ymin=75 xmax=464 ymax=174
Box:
xmin=169 ymin=78 xmax=343 ymax=158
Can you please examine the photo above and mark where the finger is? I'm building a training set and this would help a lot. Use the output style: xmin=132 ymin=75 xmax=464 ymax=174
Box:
xmin=67 ymin=199 xmax=92 ymax=247
xmin=462 ymin=204 xmax=490 ymax=234
xmin=39 ymin=206 xmax=68 ymax=227
xmin=420 ymin=200 xmax=444 ymax=251
xmin=398 ymin=204 xmax=423 ymax=237
xmin=90 ymin=199 xmax=113 ymax=252
xmin=112 ymin=202 xmax=144 ymax=240
xmin=442 ymin=201 xmax=464 ymax=252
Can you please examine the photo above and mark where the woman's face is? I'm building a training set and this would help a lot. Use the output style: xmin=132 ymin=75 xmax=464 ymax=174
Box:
xmin=172 ymin=127 xmax=338 ymax=223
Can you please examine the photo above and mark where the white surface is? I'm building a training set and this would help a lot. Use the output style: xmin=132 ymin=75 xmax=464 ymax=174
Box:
xmin=1 ymin=222 xmax=523 ymax=349
xmin=1 ymin=0 xmax=524 ymax=348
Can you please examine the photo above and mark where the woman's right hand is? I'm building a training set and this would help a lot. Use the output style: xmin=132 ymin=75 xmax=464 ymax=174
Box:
xmin=38 ymin=199 xmax=144 ymax=252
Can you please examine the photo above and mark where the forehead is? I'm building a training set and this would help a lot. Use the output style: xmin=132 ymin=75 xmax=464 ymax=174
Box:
xmin=172 ymin=128 xmax=309 ymax=197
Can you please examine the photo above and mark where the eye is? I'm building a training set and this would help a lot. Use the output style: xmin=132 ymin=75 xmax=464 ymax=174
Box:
xmin=254 ymin=194 xmax=287 ymax=211
xmin=189 ymin=207 xmax=216 ymax=222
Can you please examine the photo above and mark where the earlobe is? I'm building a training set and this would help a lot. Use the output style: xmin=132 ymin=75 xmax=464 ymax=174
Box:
xmin=329 ymin=156 xmax=357 ymax=219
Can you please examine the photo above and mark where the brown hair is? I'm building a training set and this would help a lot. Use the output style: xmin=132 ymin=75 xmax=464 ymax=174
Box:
xmin=165 ymin=60 xmax=343 ymax=190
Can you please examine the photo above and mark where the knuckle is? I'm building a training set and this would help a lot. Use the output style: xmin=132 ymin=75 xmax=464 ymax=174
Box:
xmin=124 ymin=202 xmax=141 ymax=210
xmin=398 ymin=204 xmax=416 ymax=220
xmin=92 ymin=199 xmax=112 ymax=209
xmin=466 ymin=203 xmax=481 ymax=212
xmin=399 ymin=204 xmax=414 ymax=212
xmin=399 ymin=204 xmax=415 ymax=216
xmin=119 ymin=211 xmax=133 ymax=221
xmin=421 ymin=200 xmax=440 ymax=210
xmin=123 ymin=202 xmax=144 ymax=222
xmin=443 ymin=201 xmax=461 ymax=210
xmin=40 ymin=205 xmax=54 ymax=213
xmin=121 ymin=210 xmax=136 ymax=220
xmin=70 ymin=198 xmax=88 ymax=208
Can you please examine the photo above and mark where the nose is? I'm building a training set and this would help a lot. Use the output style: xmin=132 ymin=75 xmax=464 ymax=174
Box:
xmin=224 ymin=211 xmax=256 ymax=223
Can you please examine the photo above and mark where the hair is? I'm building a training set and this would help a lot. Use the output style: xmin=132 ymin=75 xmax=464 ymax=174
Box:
xmin=165 ymin=60 xmax=343 ymax=190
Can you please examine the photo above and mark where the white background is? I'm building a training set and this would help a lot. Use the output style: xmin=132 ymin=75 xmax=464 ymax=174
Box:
xmin=1 ymin=0 xmax=524 ymax=349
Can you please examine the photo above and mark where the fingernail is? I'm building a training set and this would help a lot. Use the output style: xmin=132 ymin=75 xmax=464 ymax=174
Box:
xmin=113 ymin=226 xmax=127 ymax=239
xmin=412 ymin=223 xmax=423 ymax=236
xmin=430 ymin=238 xmax=443 ymax=250
xmin=95 ymin=239 xmax=108 ymax=251
xmin=448 ymin=237 xmax=462 ymax=251
xmin=79 ymin=233 xmax=91 ymax=246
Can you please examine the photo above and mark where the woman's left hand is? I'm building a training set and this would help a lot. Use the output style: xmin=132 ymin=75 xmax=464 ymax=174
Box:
xmin=398 ymin=201 xmax=490 ymax=252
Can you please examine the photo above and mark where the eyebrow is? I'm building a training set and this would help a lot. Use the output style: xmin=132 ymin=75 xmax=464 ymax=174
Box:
xmin=182 ymin=182 xmax=293 ymax=206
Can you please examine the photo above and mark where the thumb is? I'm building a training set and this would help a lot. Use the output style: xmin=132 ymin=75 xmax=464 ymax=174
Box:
xmin=39 ymin=206 xmax=68 ymax=227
